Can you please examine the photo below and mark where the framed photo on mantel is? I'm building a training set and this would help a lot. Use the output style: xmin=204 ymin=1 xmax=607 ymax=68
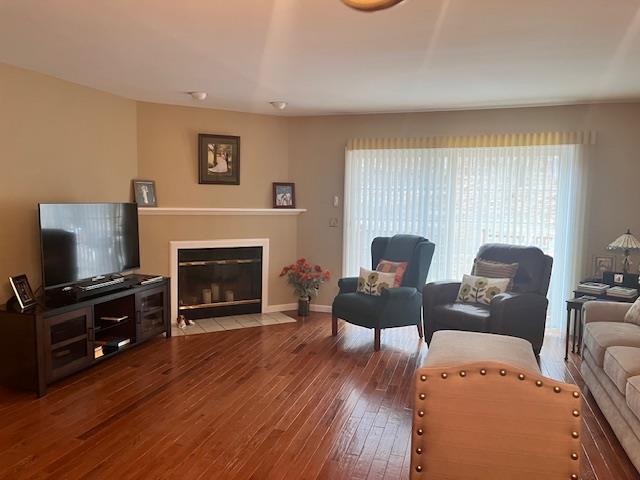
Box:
xmin=198 ymin=134 xmax=240 ymax=185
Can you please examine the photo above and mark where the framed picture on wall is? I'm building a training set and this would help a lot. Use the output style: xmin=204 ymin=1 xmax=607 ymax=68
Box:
xmin=198 ymin=134 xmax=240 ymax=185
xmin=133 ymin=179 xmax=158 ymax=207
xmin=273 ymin=182 xmax=296 ymax=208
xmin=593 ymin=255 xmax=615 ymax=279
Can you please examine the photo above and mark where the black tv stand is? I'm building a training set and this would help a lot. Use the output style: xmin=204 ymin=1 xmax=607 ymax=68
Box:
xmin=0 ymin=276 xmax=170 ymax=396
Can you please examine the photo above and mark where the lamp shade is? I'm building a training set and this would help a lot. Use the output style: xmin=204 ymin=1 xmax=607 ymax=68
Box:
xmin=342 ymin=0 xmax=405 ymax=11
xmin=607 ymin=229 xmax=640 ymax=251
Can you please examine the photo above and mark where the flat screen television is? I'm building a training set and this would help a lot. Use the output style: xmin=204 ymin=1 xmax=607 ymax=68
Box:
xmin=39 ymin=203 xmax=140 ymax=289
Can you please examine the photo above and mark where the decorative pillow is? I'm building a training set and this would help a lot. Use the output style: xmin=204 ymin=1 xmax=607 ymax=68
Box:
xmin=357 ymin=268 xmax=396 ymax=296
xmin=376 ymin=259 xmax=408 ymax=288
xmin=624 ymin=297 xmax=640 ymax=326
xmin=472 ymin=258 xmax=519 ymax=291
xmin=456 ymin=274 xmax=510 ymax=305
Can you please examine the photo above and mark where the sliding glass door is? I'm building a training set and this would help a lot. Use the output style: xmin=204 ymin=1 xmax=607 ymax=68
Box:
xmin=343 ymin=143 xmax=585 ymax=328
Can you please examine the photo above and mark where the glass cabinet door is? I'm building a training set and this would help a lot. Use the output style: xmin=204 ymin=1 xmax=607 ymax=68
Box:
xmin=44 ymin=307 xmax=93 ymax=382
xmin=135 ymin=286 xmax=167 ymax=342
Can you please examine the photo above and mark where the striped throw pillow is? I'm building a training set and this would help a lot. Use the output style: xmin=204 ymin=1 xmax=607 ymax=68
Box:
xmin=472 ymin=258 xmax=519 ymax=291
xmin=376 ymin=260 xmax=408 ymax=288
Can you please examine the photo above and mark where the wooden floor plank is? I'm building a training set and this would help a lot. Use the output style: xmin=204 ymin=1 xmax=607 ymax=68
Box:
xmin=0 ymin=312 xmax=636 ymax=479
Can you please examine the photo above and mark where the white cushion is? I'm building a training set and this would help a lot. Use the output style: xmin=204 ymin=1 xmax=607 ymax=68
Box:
xmin=456 ymin=274 xmax=510 ymax=306
xmin=625 ymin=297 xmax=640 ymax=326
xmin=603 ymin=346 xmax=640 ymax=394
xmin=356 ymin=267 xmax=396 ymax=296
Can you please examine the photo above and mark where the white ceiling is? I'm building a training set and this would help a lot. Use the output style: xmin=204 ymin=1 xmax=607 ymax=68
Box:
xmin=1 ymin=0 xmax=639 ymax=116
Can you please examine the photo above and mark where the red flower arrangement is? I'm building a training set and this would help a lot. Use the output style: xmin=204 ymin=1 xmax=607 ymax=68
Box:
xmin=280 ymin=258 xmax=331 ymax=299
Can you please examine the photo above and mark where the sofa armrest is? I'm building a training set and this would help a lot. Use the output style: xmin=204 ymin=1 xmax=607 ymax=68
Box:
xmin=337 ymin=277 xmax=359 ymax=294
xmin=583 ymin=300 xmax=631 ymax=324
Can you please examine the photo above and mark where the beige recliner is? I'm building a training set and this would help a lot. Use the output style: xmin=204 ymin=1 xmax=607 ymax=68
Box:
xmin=411 ymin=330 xmax=582 ymax=480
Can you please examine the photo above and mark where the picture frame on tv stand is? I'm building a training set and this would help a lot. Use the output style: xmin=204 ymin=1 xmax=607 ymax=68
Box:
xmin=9 ymin=274 xmax=37 ymax=310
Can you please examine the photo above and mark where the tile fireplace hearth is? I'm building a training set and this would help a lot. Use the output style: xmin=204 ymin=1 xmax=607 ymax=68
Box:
xmin=170 ymin=239 xmax=269 ymax=322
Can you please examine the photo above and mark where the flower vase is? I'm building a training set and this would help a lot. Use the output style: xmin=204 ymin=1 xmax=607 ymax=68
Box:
xmin=298 ymin=297 xmax=310 ymax=316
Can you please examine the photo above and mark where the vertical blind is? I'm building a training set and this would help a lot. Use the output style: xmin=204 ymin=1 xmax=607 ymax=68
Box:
xmin=343 ymin=136 xmax=589 ymax=329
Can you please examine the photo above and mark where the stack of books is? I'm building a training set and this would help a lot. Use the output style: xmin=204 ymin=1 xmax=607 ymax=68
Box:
xmin=606 ymin=286 xmax=638 ymax=299
xmin=95 ymin=337 xmax=131 ymax=355
xmin=576 ymin=282 xmax=609 ymax=295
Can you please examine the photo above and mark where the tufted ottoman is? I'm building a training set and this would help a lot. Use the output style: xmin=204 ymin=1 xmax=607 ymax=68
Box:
xmin=410 ymin=330 xmax=582 ymax=480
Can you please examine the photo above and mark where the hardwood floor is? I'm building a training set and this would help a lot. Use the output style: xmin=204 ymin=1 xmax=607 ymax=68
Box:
xmin=0 ymin=312 xmax=637 ymax=479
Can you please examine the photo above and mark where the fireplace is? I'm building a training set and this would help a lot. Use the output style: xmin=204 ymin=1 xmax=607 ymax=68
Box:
xmin=170 ymin=239 xmax=269 ymax=321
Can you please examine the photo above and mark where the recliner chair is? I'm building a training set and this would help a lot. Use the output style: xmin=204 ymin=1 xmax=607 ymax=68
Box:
xmin=422 ymin=244 xmax=553 ymax=354
xmin=332 ymin=235 xmax=435 ymax=350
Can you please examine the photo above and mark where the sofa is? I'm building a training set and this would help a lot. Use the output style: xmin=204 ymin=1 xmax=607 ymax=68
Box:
xmin=411 ymin=330 xmax=582 ymax=479
xmin=581 ymin=301 xmax=640 ymax=472
xmin=423 ymin=244 xmax=553 ymax=355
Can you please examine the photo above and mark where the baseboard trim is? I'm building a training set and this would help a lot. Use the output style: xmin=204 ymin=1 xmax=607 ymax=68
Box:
xmin=265 ymin=303 xmax=332 ymax=313
xmin=310 ymin=304 xmax=332 ymax=313
xmin=265 ymin=303 xmax=297 ymax=313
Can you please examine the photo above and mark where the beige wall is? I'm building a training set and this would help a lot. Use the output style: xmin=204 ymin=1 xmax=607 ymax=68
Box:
xmin=136 ymin=102 xmax=298 ymax=305
xmin=289 ymin=104 xmax=640 ymax=305
xmin=0 ymin=64 xmax=137 ymax=301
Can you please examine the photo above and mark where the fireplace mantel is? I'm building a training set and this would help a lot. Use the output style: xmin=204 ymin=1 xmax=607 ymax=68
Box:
xmin=140 ymin=207 xmax=306 ymax=216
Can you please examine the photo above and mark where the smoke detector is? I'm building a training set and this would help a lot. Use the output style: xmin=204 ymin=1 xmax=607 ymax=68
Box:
xmin=189 ymin=91 xmax=208 ymax=101
xmin=269 ymin=101 xmax=288 ymax=111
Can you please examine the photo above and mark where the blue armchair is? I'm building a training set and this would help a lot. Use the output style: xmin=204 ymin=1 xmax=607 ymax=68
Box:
xmin=332 ymin=235 xmax=436 ymax=350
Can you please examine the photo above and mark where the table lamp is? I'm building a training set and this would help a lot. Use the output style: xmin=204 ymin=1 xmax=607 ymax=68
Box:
xmin=607 ymin=229 xmax=640 ymax=273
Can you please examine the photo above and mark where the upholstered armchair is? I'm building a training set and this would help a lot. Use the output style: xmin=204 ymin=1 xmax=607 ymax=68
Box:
xmin=423 ymin=244 xmax=553 ymax=354
xmin=332 ymin=235 xmax=435 ymax=350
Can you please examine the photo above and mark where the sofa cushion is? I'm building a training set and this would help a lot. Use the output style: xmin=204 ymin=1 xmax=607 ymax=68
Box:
xmin=625 ymin=297 xmax=640 ymax=326
xmin=583 ymin=322 xmax=640 ymax=367
xmin=475 ymin=243 xmax=547 ymax=294
xmin=332 ymin=292 xmax=380 ymax=326
xmin=627 ymin=376 xmax=640 ymax=421
xmin=433 ymin=303 xmax=491 ymax=332
xmin=603 ymin=346 xmax=640 ymax=394
xmin=425 ymin=330 xmax=540 ymax=374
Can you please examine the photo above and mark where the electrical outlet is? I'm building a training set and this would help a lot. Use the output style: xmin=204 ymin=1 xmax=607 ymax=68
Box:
xmin=329 ymin=217 xmax=339 ymax=227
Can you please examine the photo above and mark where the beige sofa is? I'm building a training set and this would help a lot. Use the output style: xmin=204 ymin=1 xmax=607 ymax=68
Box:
xmin=581 ymin=301 xmax=640 ymax=472
xmin=411 ymin=330 xmax=582 ymax=479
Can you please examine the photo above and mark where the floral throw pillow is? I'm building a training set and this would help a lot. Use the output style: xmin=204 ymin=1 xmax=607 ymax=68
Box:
xmin=456 ymin=274 xmax=510 ymax=306
xmin=376 ymin=259 xmax=408 ymax=287
xmin=357 ymin=268 xmax=396 ymax=296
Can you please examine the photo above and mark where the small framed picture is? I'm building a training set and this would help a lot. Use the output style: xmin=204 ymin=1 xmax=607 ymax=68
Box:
xmin=198 ymin=134 xmax=240 ymax=185
xmin=273 ymin=182 xmax=296 ymax=209
xmin=9 ymin=274 xmax=37 ymax=310
xmin=593 ymin=255 xmax=615 ymax=279
xmin=133 ymin=179 xmax=158 ymax=207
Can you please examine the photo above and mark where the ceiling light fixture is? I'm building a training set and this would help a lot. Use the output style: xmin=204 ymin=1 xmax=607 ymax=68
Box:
xmin=269 ymin=101 xmax=288 ymax=110
xmin=189 ymin=91 xmax=208 ymax=101
xmin=341 ymin=0 xmax=405 ymax=11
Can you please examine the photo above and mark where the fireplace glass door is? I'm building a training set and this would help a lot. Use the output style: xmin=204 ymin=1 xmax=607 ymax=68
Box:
xmin=178 ymin=247 xmax=262 ymax=320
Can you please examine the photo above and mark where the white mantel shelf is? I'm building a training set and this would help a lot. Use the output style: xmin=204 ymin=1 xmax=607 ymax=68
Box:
xmin=139 ymin=207 xmax=306 ymax=216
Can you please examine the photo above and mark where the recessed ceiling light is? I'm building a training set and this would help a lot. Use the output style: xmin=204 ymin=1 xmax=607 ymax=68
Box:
xmin=342 ymin=0 xmax=405 ymax=11
xmin=189 ymin=91 xmax=208 ymax=101
xmin=270 ymin=101 xmax=288 ymax=110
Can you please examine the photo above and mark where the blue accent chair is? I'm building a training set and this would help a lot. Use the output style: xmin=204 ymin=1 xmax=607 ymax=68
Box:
xmin=332 ymin=235 xmax=436 ymax=350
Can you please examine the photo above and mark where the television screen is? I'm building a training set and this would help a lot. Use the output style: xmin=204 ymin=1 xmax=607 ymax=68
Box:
xmin=39 ymin=203 xmax=140 ymax=288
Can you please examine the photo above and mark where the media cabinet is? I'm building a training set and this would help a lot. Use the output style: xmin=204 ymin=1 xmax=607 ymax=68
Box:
xmin=0 ymin=277 xmax=170 ymax=396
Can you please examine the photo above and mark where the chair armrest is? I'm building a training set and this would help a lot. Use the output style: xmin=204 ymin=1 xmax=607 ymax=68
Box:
xmin=423 ymin=281 xmax=461 ymax=307
xmin=583 ymin=300 xmax=631 ymax=324
xmin=338 ymin=277 xmax=359 ymax=294
xmin=489 ymin=292 xmax=548 ymax=353
xmin=381 ymin=286 xmax=418 ymax=301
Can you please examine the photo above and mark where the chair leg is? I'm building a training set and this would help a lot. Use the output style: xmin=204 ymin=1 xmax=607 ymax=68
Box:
xmin=417 ymin=322 xmax=424 ymax=338
xmin=374 ymin=327 xmax=381 ymax=351
xmin=331 ymin=315 xmax=338 ymax=336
